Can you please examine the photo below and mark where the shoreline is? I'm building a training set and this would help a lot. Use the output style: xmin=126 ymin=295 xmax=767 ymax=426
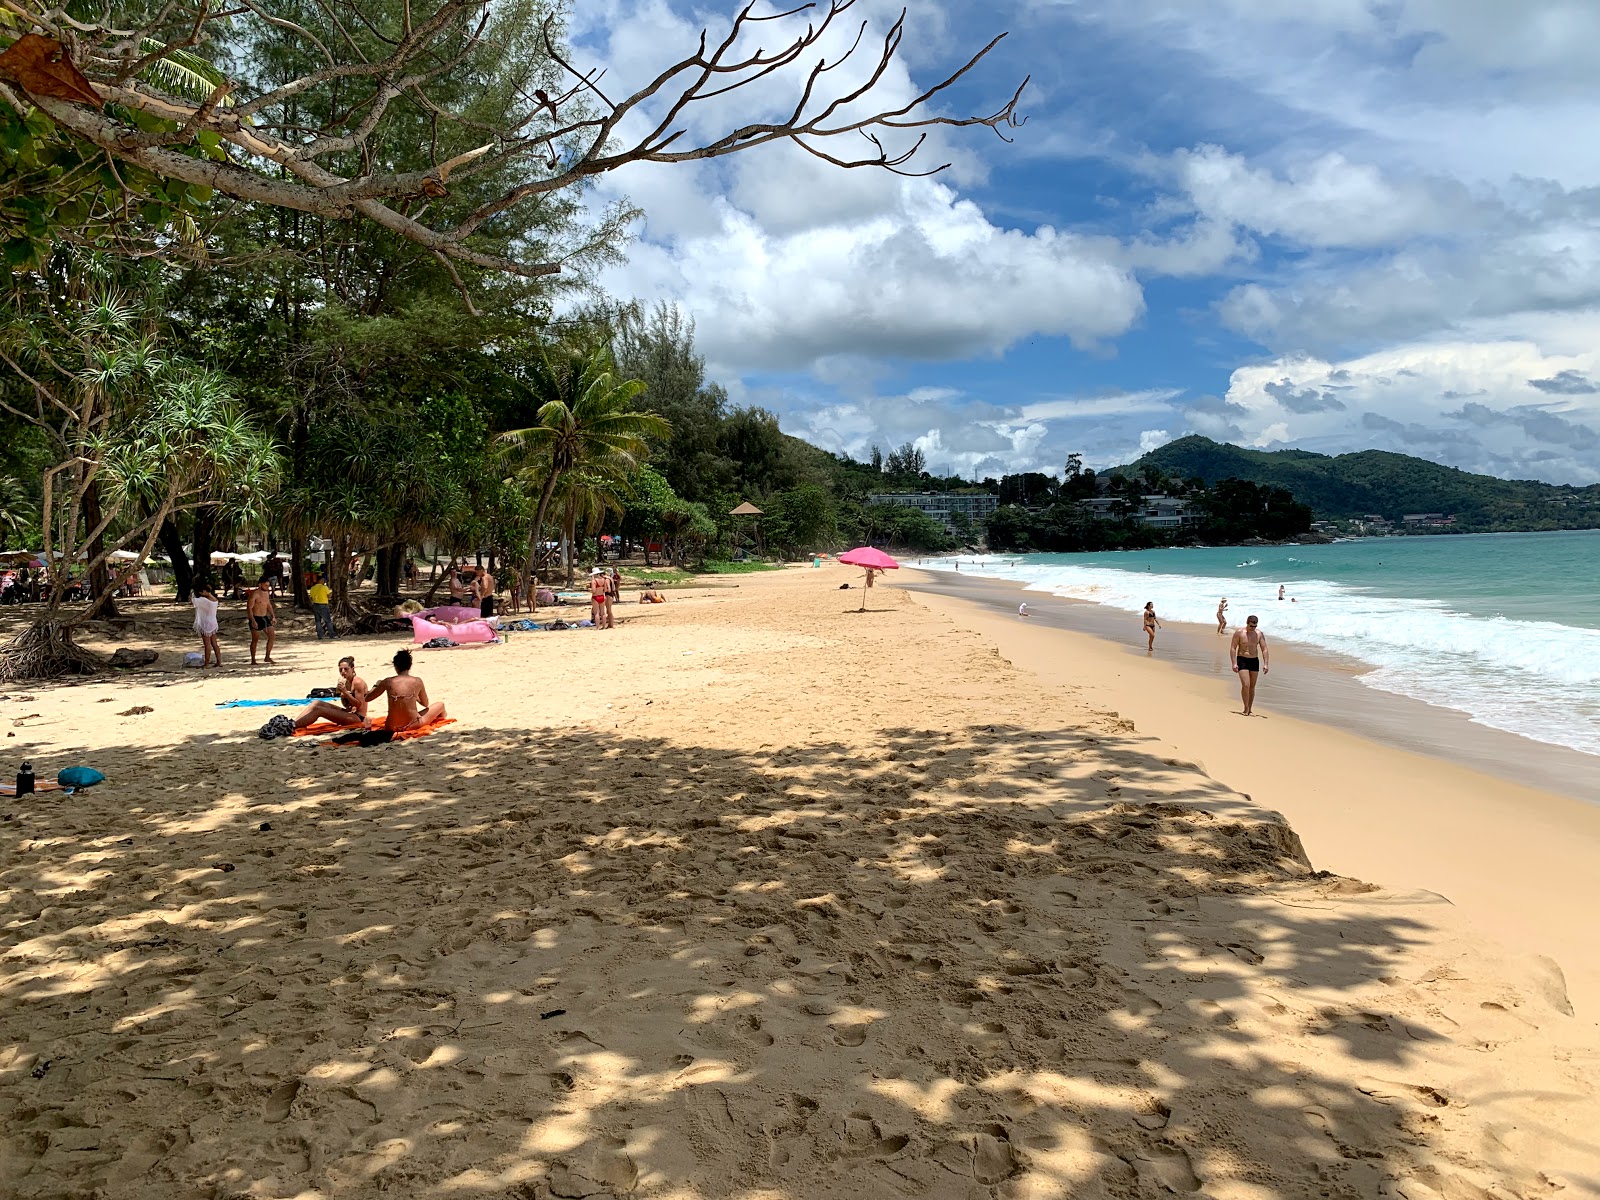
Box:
xmin=902 ymin=566 xmax=1600 ymax=802
xmin=898 ymin=568 xmax=1600 ymax=1019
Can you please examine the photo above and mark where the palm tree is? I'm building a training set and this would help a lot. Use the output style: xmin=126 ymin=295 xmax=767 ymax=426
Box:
xmin=499 ymin=342 xmax=668 ymax=597
xmin=555 ymin=468 xmax=627 ymax=587
xmin=0 ymin=474 xmax=36 ymax=545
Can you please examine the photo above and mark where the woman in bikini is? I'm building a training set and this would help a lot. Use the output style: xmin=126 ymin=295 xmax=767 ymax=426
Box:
xmin=1216 ymin=597 xmax=1228 ymax=634
xmin=1229 ymin=614 xmax=1269 ymax=715
xmin=1142 ymin=601 xmax=1161 ymax=651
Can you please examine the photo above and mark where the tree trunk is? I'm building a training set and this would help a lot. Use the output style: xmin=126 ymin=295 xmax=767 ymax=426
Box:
xmin=520 ymin=470 xmax=562 ymax=610
xmin=81 ymin=480 xmax=117 ymax=619
xmin=160 ymin=517 xmax=194 ymax=601
xmin=564 ymin=514 xmax=576 ymax=589
xmin=193 ymin=509 xmax=216 ymax=587
xmin=290 ymin=533 xmax=308 ymax=610
xmin=375 ymin=546 xmax=392 ymax=603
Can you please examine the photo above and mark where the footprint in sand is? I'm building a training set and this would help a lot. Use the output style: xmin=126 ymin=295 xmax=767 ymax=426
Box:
xmin=837 ymin=1112 xmax=910 ymax=1158
xmin=1222 ymin=942 xmax=1264 ymax=965
xmin=1119 ymin=986 xmax=1163 ymax=1017
xmin=1133 ymin=1098 xmax=1172 ymax=1130
xmin=263 ymin=1079 xmax=301 ymax=1123
xmin=932 ymin=1125 xmax=1019 ymax=1185
xmin=548 ymin=1134 xmax=638 ymax=1197
xmin=830 ymin=1021 xmax=870 ymax=1047
xmin=1124 ymin=1142 xmax=1202 ymax=1193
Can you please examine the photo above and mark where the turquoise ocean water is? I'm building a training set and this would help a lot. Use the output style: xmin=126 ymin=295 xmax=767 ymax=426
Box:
xmin=925 ymin=530 xmax=1600 ymax=758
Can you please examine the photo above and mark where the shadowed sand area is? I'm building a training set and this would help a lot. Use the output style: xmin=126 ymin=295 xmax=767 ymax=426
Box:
xmin=2 ymin=567 xmax=1597 ymax=1198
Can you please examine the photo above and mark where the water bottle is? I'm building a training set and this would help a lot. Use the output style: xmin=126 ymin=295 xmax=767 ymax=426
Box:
xmin=16 ymin=761 xmax=33 ymax=797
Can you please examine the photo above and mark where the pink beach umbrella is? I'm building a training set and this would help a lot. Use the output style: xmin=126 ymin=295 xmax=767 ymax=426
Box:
xmin=837 ymin=546 xmax=899 ymax=610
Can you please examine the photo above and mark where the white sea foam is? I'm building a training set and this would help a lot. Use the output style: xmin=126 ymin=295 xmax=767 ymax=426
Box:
xmin=926 ymin=556 xmax=1600 ymax=758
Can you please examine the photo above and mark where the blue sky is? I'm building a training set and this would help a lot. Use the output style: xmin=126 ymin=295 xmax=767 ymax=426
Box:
xmin=571 ymin=1 xmax=1600 ymax=484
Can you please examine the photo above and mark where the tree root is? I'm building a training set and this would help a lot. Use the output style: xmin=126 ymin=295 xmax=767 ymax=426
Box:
xmin=0 ymin=620 xmax=105 ymax=682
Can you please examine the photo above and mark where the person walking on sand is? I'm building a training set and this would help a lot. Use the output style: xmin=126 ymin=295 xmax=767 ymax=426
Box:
xmin=589 ymin=568 xmax=614 ymax=629
xmin=1216 ymin=597 xmax=1228 ymax=634
xmin=474 ymin=565 xmax=497 ymax=618
xmin=366 ymin=649 xmax=446 ymax=732
xmin=192 ymin=579 xmax=222 ymax=668
xmin=1230 ymin=614 xmax=1270 ymax=715
xmin=308 ymin=573 xmax=336 ymax=640
xmin=1142 ymin=601 xmax=1161 ymax=651
xmin=246 ymin=577 xmax=277 ymax=664
xmin=295 ymin=655 xmax=368 ymax=730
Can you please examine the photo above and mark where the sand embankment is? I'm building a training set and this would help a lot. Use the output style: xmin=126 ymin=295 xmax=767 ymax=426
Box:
xmin=1 ymin=566 xmax=1597 ymax=1198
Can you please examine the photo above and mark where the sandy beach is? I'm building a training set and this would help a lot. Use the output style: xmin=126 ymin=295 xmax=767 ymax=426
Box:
xmin=3 ymin=566 xmax=1598 ymax=1198
xmin=903 ymin=568 xmax=1600 ymax=1019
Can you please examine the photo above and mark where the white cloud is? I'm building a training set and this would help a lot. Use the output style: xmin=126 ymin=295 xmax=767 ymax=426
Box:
xmin=598 ymin=161 xmax=1146 ymax=372
xmin=1215 ymin=326 xmax=1600 ymax=483
xmin=1175 ymin=146 xmax=1461 ymax=249
xmin=771 ymin=384 xmax=1184 ymax=480
xmin=1139 ymin=429 xmax=1174 ymax=453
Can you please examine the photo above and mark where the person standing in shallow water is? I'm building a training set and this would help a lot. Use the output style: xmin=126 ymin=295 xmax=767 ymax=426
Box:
xmin=1216 ymin=597 xmax=1229 ymax=633
xmin=1230 ymin=614 xmax=1269 ymax=716
xmin=1142 ymin=601 xmax=1161 ymax=651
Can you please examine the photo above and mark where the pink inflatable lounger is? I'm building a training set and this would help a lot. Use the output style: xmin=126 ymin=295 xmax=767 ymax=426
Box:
xmin=410 ymin=614 xmax=499 ymax=644
xmin=422 ymin=605 xmax=484 ymax=623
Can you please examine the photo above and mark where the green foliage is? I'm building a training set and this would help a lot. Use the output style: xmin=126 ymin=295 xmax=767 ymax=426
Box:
xmin=1130 ymin=435 xmax=1600 ymax=532
xmin=500 ymin=338 xmax=668 ymax=575
xmin=986 ymin=477 xmax=1312 ymax=552
xmin=702 ymin=559 xmax=783 ymax=574
xmin=0 ymin=101 xmax=213 ymax=272
xmin=0 ymin=472 xmax=37 ymax=544
xmin=763 ymin=484 xmax=839 ymax=556
xmin=278 ymin=393 xmax=482 ymax=546
xmin=854 ymin=502 xmax=954 ymax=552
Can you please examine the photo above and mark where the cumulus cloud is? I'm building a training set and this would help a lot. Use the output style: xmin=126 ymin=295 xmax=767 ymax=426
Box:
xmin=555 ymin=1 xmax=1600 ymax=486
xmin=570 ymin=2 xmax=1148 ymax=372
xmin=600 ymin=169 xmax=1147 ymax=372
xmin=1175 ymin=146 xmax=1460 ymax=249
xmin=1218 ymin=329 xmax=1600 ymax=482
xmin=771 ymin=385 xmax=1185 ymax=479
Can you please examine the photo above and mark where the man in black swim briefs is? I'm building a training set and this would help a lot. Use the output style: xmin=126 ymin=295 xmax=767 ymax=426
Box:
xmin=246 ymin=578 xmax=277 ymax=665
xmin=1229 ymin=614 xmax=1269 ymax=716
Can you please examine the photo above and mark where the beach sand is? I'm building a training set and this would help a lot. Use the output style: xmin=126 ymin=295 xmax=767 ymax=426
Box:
xmin=905 ymin=570 xmax=1600 ymax=1019
xmin=2 ymin=567 xmax=1597 ymax=1198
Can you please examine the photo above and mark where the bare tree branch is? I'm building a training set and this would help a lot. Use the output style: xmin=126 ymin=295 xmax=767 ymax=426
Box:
xmin=3 ymin=1 xmax=1026 ymax=283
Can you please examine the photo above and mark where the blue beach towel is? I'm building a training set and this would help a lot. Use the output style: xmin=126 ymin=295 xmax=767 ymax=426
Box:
xmin=215 ymin=698 xmax=312 ymax=708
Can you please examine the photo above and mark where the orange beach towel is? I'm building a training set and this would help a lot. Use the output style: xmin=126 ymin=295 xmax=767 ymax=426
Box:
xmin=293 ymin=717 xmax=457 ymax=744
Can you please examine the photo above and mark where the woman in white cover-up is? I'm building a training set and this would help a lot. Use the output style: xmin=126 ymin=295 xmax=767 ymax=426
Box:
xmin=192 ymin=581 xmax=222 ymax=668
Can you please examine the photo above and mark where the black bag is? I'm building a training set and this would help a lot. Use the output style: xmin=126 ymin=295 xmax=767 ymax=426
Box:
xmin=308 ymin=686 xmax=337 ymax=698
xmin=258 ymin=714 xmax=296 ymax=740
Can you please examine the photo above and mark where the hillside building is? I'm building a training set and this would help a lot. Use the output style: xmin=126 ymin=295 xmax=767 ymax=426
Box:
xmin=1078 ymin=495 xmax=1197 ymax=529
xmin=867 ymin=491 xmax=999 ymax=533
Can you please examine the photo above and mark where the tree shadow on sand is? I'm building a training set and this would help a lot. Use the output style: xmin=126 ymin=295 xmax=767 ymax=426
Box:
xmin=0 ymin=720 xmax=1579 ymax=1199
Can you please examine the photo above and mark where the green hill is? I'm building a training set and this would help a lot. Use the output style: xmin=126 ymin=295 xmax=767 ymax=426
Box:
xmin=1126 ymin=436 xmax=1600 ymax=531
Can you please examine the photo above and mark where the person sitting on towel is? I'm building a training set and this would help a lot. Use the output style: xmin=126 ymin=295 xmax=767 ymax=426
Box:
xmin=294 ymin=655 xmax=368 ymax=730
xmin=365 ymin=649 xmax=446 ymax=733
